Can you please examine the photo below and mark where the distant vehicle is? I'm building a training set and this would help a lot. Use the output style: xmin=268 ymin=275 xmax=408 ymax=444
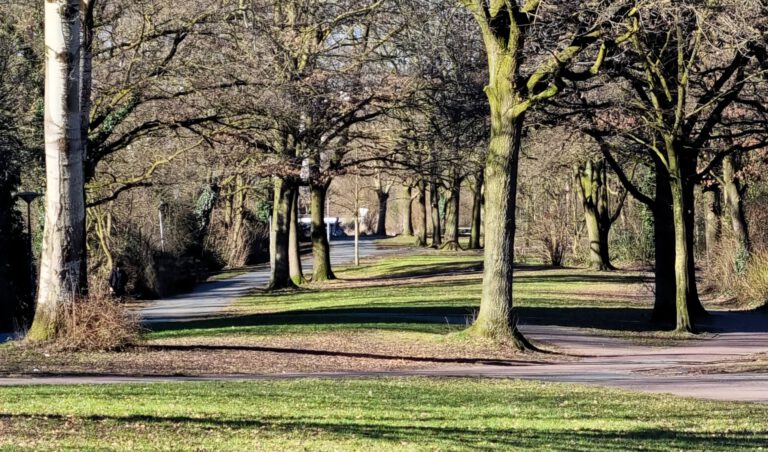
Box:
xmin=298 ymin=217 xmax=345 ymax=240
xmin=458 ymin=227 xmax=471 ymax=237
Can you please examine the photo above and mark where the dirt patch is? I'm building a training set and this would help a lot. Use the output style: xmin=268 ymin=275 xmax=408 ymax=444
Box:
xmin=0 ymin=331 xmax=552 ymax=377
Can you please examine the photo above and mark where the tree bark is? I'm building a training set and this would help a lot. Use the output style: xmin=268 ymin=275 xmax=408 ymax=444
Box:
xmin=310 ymin=183 xmax=335 ymax=282
xmin=723 ymin=155 xmax=750 ymax=256
xmin=429 ymin=179 xmax=442 ymax=248
xmin=575 ymin=160 xmax=616 ymax=271
xmin=470 ymin=111 xmax=527 ymax=348
xmin=469 ymin=170 xmax=483 ymax=250
xmin=667 ymin=144 xmax=697 ymax=333
xmin=416 ymin=180 xmax=428 ymax=247
xmin=402 ymin=185 xmax=414 ymax=237
xmin=226 ymin=175 xmax=248 ymax=268
xmin=651 ymin=168 xmax=677 ymax=324
xmin=29 ymin=0 xmax=86 ymax=341
xmin=442 ymin=175 xmax=461 ymax=250
xmin=288 ymin=189 xmax=305 ymax=285
xmin=375 ymin=190 xmax=389 ymax=236
xmin=268 ymin=177 xmax=297 ymax=290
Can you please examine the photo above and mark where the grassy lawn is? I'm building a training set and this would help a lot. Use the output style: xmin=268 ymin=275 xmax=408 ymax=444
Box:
xmin=0 ymin=378 xmax=766 ymax=451
xmin=147 ymin=251 xmax=652 ymax=342
xmin=0 ymin=250 xmax=688 ymax=377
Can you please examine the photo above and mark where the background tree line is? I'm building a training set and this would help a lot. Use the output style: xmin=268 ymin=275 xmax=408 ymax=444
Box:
xmin=0 ymin=0 xmax=766 ymax=344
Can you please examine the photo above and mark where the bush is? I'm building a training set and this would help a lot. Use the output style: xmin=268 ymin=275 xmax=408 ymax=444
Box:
xmin=741 ymin=251 xmax=768 ymax=308
xmin=51 ymin=294 xmax=141 ymax=352
xmin=704 ymin=244 xmax=768 ymax=308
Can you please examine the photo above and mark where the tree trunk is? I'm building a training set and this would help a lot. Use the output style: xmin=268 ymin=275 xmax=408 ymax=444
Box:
xmin=683 ymin=159 xmax=706 ymax=317
xmin=289 ymin=189 xmax=305 ymax=285
xmin=723 ymin=155 xmax=750 ymax=256
xmin=430 ymin=180 xmax=442 ymax=248
xmin=651 ymin=168 xmax=677 ymax=324
xmin=469 ymin=170 xmax=484 ymax=250
xmin=584 ymin=209 xmax=608 ymax=270
xmin=311 ymin=183 xmax=335 ymax=282
xmin=416 ymin=180 xmax=428 ymax=247
xmin=442 ymin=176 xmax=461 ymax=250
xmin=375 ymin=190 xmax=389 ymax=236
xmin=268 ymin=177 xmax=296 ymax=290
xmin=668 ymin=148 xmax=695 ymax=333
xmin=402 ymin=185 xmax=414 ymax=237
xmin=471 ymin=112 xmax=528 ymax=348
xmin=226 ymin=175 xmax=248 ymax=268
xmin=704 ymin=186 xmax=722 ymax=267
xmin=576 ymin=161 xmax=614 ymax=271
xmin=29 ymin=0 xmax=86 ymax=341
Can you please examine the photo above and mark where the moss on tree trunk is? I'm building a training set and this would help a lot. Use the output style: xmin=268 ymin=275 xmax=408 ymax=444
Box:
xmin=268 ymin=177 xmax=297 ymax=290
xmin=289 ymin=189 xmax=305 ymax=285
xmin=310 ymin=183 xmax=335 ymax=282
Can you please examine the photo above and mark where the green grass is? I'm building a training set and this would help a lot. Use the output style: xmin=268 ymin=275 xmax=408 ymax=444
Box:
xmin=204 ymin=270 xmax=248 ymax=282
xmin=0 ymin=378 xmax=765 ymax=450
xmin=147 ymin=253 xmax=652 ymax=341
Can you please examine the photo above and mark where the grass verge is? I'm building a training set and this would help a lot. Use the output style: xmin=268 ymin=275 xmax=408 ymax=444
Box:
xmin=0 ymin=378 xmax=766 ymax=451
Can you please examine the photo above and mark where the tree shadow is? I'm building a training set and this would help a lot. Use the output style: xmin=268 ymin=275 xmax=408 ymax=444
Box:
xmin=138 ymin=343 xmax=546 ymax=366
xmin=0 ymin=412 xmax=764 ymax=450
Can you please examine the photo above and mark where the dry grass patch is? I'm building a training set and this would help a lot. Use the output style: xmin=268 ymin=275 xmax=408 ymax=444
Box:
xmin=0 ymin=330 xmax=552 ymax=377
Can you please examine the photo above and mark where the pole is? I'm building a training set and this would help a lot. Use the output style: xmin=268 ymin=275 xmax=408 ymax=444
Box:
xmin=326 ymin=189 xmax=331 ymax=243
xmin=354 ymin=170 xmax=360 ymax=266
xmin=269 ymin=215 xmax=275 ymax=272
xmin=158 ymin=204 xmax=166 ymax=253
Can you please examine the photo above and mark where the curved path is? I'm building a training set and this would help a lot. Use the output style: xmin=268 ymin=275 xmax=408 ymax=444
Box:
xmin=3 ymin=244 xmax=768 ymax=404
xmin=139 ymin=239 xmax=389 ymax=323
xmin=2 ymin=313 xmax=768 ymax=403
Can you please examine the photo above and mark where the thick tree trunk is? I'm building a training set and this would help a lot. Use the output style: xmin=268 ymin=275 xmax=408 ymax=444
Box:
xmin=416 ymin=181 xmax=428 ymax=247
xmin=311 ymin=183 xmax=335 ymax=282
xmin=682 ymin=178 xmax=706 ymax=317
xmin=704 ymin=186 xmax=722 ymax=266
xmin=584 ymin=210 xmax=608 ymax=270
xmin=723 ymin=155 xmax=750 ymax=256
xmin=430 ymin=180 xmax=442 ymax=248
xmin=375 ymin=190 xmax=389 ymax=236
xmin=402 ymin=185 xmax=414 ymax=237
xmin=668 ymin=148 xmax=695 ymax=333
xmin=469 ymin=171 xmax=484 ymax=250
xmin=268 ymin=177 xmax=296 ymax=290
xmin=652 ymin=168 xmax=677 ymax=324
xmin=471 ymin=115 xmax=528 ymax=348
xmin=29 ymin=0 xmax=85 ymax=341
xmin=442 ymin=177 xmax=461 ymax=250
xmin=576 ymin=161 xmax=614 ymax=271
xmin=288 ymin=189 xmax=305 ymax=285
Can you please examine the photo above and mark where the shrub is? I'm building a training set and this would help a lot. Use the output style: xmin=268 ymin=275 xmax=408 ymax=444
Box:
xmin=704 ymin=244 xmax=768 ymax=309
xmin=51 ymin=294 xmax=141 ymax=352
xmin=741 ymin=251 xmax=768 ymax=308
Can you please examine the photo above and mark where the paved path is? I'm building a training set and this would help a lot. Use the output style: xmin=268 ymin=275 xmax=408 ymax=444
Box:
xmin=140 ymin=239 xmax=388 ymax=323
xmin=2 ymin=313 xmax=768 ymax=403
xmin=3 ymin=243 xmax=768 ymax=404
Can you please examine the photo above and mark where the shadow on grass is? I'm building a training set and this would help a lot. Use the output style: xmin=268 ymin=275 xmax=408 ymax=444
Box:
xmin=0 ymin=412 xmax=765 ymax=450
xmin=139 ymin=343 xmax=545 ymax=366
xmin=148 ymin=303 xmax=768 ymax=337
xmin=344 ymin=261 xmax=483 ymax=281
xmin=148 ymin=306 xmax=664 ymax=334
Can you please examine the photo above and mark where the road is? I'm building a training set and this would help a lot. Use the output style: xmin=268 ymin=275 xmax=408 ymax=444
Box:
xmin=139 ymin=239 xmax=389 ymax=323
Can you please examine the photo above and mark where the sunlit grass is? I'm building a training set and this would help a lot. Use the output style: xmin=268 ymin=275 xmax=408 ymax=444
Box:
xmin=147 ymin=252 xmax=650 ymax=341
xmin=0 ymin=378 xmax=765 ymax=450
